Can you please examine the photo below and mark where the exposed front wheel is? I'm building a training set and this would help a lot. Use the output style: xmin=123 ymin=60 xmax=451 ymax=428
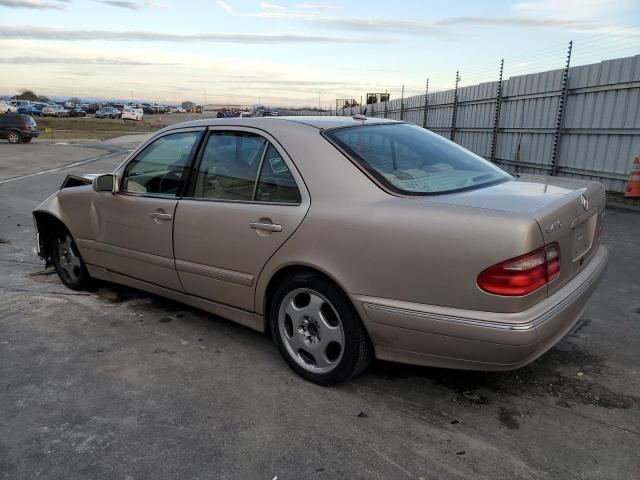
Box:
xmin=7 ymin=131 xmax=21 ymax=144
xmin=52 ymin=229 xmax=91 ymax=290
xmin=270 ymin=272 xmax=373 ymax=385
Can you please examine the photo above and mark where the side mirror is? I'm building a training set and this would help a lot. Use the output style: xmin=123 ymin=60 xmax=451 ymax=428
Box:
xmin=94 ymin=174 xmax=116 ymax=193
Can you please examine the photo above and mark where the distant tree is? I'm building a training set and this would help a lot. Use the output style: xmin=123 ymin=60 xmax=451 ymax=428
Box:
xmin=16 ymin=90 xmax=38 ymax=101
xmin=37 ymin=95 xmax=50 ymax=103
xmin=68 ymin=97 xmax=82 ymax=105
xmin=182 ymin=101 xmax=195 ymax=111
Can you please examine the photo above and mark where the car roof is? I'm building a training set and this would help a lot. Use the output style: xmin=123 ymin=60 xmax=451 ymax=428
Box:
xmin=161 ymin=115 xmax=400 ymax=134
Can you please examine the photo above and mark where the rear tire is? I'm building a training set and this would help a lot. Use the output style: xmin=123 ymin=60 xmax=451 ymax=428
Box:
xmin=52 ymin=228 xmax=91 ymax=290
xmin=7 ymin=131 xmax=21 ymax=144
xmin=270 ymin=272 xmax=373 ymax=385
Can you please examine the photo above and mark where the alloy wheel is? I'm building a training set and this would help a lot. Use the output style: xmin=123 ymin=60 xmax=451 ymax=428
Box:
xmin=278 ymin=288 xmax=345 ymax=374
xmin=8 ymin=132 xmax=20 ymax=143
xmin=56 ymin=234 xmax=82 ymax=284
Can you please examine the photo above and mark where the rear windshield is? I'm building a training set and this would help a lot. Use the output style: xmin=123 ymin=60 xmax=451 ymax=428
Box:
xmin=326 ymin=123 xmax=512 ymax=195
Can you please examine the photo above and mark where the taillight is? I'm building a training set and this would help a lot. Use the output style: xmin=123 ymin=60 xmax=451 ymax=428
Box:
xmin=23 ymin=121 xmax=29 ymax=130
xmin=477 ymin=243 xmax=560 ymax=296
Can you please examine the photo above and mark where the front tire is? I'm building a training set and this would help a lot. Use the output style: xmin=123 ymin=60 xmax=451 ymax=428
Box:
xmin=270 ymin=272 xmax=373 ymax=385
xmin=52 ymin=228 xmax=91 ymax=290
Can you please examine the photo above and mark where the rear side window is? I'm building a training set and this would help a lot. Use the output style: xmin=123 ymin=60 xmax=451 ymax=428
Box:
xmin=194 ymin=132 xmax=301 ymax=203
xmin=194 ymin=132 xmax=267 ymax=201
xmin=255 ymin=144 xmax=301 ymax=203
xmin=326 ymin=123 xmax=511 ymax=195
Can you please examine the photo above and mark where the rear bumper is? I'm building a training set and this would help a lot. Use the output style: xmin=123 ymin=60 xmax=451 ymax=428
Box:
xmin=351 ymin=245 xmax=609 ymax=371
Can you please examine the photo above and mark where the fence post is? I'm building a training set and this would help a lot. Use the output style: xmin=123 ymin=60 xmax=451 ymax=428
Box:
xmin=422 ymin=77 xmax=429 ymax=129
xmin=370 ymin=101 xmax=375 ymax=117
xmin=550 ymin=41 xmax=573 ymax=176
xmin=384 ymin=100 xmax=388 ymax=119
xmin=450 ymin=71 xmax=460 ymax=141
xmin=490 ymin=59 xmax=504 ymax=163
xmin=400 ymin=85 xmax=405 ymax=120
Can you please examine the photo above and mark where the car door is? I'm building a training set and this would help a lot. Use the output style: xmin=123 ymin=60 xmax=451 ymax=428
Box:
xmin=173 ymin=128 xmax=310 ymax=311
xmin=92 ymin=129 xmax=203 ymax=291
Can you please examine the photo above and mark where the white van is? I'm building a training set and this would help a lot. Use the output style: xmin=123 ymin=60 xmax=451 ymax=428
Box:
xmin=122 ymin=107 xmax=143 ymax=121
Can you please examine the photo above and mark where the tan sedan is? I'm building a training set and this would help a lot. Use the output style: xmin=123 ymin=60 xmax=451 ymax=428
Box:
xmin=33 ymin=116 xmax=608 ymax=385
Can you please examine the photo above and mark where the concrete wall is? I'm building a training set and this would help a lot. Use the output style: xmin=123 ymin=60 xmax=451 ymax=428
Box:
xmin=283 ymin=55 xmax=640 ymax=192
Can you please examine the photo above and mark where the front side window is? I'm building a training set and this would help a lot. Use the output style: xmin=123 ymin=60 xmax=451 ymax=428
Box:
xmin=121 ymin=131 xmax=199 ymax=196
xmin=326 ymin=123 xmax=512 ymax=195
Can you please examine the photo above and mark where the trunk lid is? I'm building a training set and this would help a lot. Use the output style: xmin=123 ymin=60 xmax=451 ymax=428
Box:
xmin=428 ymin=175 xmax=606 ymax=295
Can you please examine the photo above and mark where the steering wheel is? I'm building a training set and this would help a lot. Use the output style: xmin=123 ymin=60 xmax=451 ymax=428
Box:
xmin=157 ymin=170 xmax=182 ymax=194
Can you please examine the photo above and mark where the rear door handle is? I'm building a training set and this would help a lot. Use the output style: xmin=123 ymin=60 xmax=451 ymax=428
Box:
xmin=249 ymin=222 xmax=282 ymax=232
xmin=149 ymin=212 xmax=173 ymax=221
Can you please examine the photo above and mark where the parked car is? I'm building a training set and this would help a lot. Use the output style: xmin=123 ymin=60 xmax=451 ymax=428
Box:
xmin=169 ymin=106 xmax=186 ymax=113
xmin=32 ymin=117 xmax=608 ymax=385
xmin=122 ymin=107 xmax=143 ymax=121
xmin=0 ymin=113 xmax=39 ymax=144
xmin=17 ymin=105 xmax=38 ymax=116
xmin=0 ymin=101 xmax=18 ymax=114
xmin=42 ymin=105 xmax=69 ymax=117
xmin=83 ymin=103 xmax=100 ymax=114
xmin=69 ymin=106 xmax=87 ymax=117
xmin=95 ymin=107 xmax=121 ymax=119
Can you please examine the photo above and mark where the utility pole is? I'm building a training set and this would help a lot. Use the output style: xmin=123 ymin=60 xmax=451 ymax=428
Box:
xmin=203 ymin=89 xmax=207 ymax=110
xmin=400 ymin=84 xmax=405 ymax=120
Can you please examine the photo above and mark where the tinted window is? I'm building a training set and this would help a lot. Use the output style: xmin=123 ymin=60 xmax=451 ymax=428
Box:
xmin=326 ymin=124 xmax=511 ymax=195
xmin=255 ymin=144 xmax=301 ymax=203
xmin=194 ymin=132 xmax=267 ymax=201
xmin=121 ymin=131 xmax=199 ymax=196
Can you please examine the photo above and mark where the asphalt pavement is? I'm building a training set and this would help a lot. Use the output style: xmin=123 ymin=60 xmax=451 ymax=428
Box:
xmin=0 ymin=139 xmax=638 ymax=480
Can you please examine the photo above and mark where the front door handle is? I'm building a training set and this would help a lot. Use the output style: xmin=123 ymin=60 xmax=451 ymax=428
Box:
xmin=149 ymin=212 xmax=173 ymax=221
xmin=249 ymin=221 xmax=282 ymax=232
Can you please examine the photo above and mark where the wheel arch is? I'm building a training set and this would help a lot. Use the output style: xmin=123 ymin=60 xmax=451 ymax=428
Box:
xmin=33 ymin=210 xmax=70 ymax=267
xmin=259 ymin=263 xmax=353 ymax=333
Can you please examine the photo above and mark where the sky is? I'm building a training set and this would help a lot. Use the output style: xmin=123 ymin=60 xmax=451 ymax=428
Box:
xmin=0 ymin=0 xmax=638 ymax=106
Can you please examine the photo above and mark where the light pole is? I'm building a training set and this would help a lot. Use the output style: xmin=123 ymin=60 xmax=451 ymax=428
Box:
xmin=203 ymin=89 xmax=207 ymax=111
xmin=318 ymin=91 xmax=322 ymax=110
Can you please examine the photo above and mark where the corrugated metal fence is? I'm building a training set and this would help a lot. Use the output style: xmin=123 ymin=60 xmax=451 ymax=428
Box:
xmin=282 ymin=55 xmax=640 ymax=192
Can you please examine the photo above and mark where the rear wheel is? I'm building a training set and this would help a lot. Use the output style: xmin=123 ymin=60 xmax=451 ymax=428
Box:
xmin=270 ymin=272 xmax=373 ymax=385
xmin=52 ymin=228 xmax=91 ymax=290
xmin=7 ymin=131 xmax=21 ymax=144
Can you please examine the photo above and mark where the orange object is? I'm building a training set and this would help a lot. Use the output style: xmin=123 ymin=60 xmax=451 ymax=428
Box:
xmin=625 ymin=156 xmax=640 ymax=198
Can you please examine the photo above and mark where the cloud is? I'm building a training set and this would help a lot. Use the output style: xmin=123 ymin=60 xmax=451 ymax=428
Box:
xmin=144 ymin=0 xmax=166 ymax=7
xmin=216 ymin=0 xmax=233 ymax=14
xmin=98 ymin=0 xmax=140 ymax=9
xmin=295 ymin=3 xmax=338 ymax=11
xmin=259 ymin=2 xmax=285 ymax=10
xmin=0 ymin=56 xmax=175 ymax=65
xmin=0 ymin=0 xmax=68 ymax=9
xmin=0 ymin=26 xmax=386 ymax=44
xmin=220 ymin=3 xmax=628 ymax=36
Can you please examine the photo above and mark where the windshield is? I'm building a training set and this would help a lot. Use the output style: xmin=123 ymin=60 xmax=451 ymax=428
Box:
xmin=326 ymin=123 xmax=512 ymax=195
